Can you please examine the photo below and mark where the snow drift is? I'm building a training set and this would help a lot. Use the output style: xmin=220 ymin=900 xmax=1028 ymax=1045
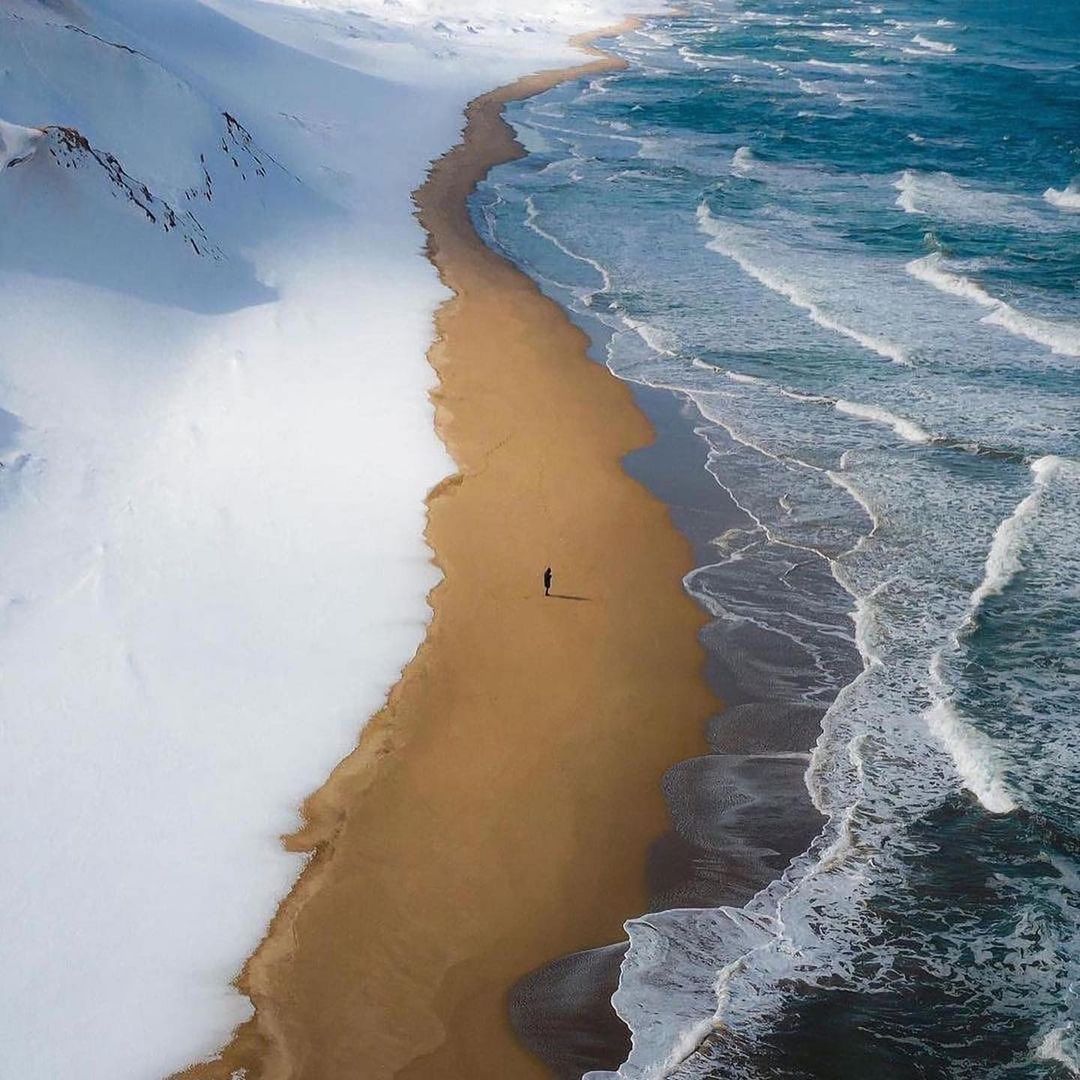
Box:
xmin=0 ymin=0 xmax=641 ymax=1077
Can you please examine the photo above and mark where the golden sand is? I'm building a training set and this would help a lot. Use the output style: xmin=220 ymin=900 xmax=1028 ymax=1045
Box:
xmin=183 ymin=23 xmax=717 ymax=1080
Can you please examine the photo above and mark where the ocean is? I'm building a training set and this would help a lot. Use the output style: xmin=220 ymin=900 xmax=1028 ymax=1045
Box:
xmin=473 ymin=2 xmax=1080 ymax=1076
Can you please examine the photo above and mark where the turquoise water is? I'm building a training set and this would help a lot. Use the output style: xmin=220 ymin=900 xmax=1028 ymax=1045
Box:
xmin=477 ymin=2 xmax=1080 ymax=1076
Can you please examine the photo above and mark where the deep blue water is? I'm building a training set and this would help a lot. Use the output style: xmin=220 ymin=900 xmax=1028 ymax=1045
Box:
xmin=476 ymin=2 xmax=1080 ymax=1077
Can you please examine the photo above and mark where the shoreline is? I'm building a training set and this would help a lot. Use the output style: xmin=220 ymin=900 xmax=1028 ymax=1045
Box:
xmin=182 ymin=19 xmax=720 ymax=1080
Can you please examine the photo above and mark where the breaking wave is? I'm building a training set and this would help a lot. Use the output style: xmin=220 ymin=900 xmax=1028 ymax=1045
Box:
xmin=698 ymin=204 xmax=910 ymax=364
xmin=1044 ymin=181 xmax=1080 ymax=211
xmin=910 ymin=32 xmax=956 ymax=52
xmin=906 ymin=254 xmax=1080 ymax=357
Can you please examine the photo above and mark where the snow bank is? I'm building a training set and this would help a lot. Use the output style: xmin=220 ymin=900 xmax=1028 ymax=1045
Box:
xmin=0 ymin=118 xmax=43 ymax=169
xmin=0 ymin=0 xmax=643 ymax=1077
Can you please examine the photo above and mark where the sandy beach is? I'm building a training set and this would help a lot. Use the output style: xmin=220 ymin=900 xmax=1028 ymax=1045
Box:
xmin=182 ymin=22 xmax=718 ymax=1080
xmin=13 ymin=2 xmax=1073 ymax=1078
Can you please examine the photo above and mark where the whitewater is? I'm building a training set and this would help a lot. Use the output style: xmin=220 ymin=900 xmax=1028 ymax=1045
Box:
xmin=477 ymin=0 xmax=1080 ymax=1076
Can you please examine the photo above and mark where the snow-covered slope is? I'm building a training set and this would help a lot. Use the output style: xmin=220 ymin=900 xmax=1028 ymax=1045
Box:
xmin=0 ymin=1 xmax=640 ymax=1077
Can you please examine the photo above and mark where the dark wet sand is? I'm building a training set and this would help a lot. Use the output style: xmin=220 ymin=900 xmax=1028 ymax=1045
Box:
xmin=509 ymin=387 xmax=832 ymax=1075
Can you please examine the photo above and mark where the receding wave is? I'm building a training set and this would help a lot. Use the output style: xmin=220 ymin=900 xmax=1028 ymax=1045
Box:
xmin=906 ymin=254 xmax=1080 ymax=357
xmin=697 ymin=204 xmax=910 ymax=365
xmin=622 ymin=313 xmax=679 ymax=357
xmin=522 ymin=195 xmax=612 ymax=296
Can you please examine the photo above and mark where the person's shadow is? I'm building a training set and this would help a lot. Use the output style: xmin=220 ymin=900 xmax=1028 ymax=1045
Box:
xmin=548 ymin=593 xmax=591 ymax=602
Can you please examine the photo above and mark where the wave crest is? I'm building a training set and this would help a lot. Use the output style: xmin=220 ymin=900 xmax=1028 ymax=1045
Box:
xmin=730 ymin=145 xmax=755 ymax=175
xmin=906 ymin=254 xmax=1080 ymax=357
xmin=697 ymin=204 xmax=910 ymax=365
xmin=834 ymin=400 xmax=931 ymax=444
xmin=1044 ymin=181 xmax=1080 ymax=212
xmin=910 ymin=33 xmax=956 ymax=53
xmin=925 ymin=700 xmax=1016 ymax=814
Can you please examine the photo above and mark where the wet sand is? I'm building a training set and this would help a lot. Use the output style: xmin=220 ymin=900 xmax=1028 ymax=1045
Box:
xmin=511 ymin=387 xmax=832 ymax=1076
xmin=182 ymin=22 xmax=718 ymax=1080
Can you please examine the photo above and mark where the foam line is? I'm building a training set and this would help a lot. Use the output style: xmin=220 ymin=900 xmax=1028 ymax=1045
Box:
xmin=697 ymin=204 xmax=910 ymax=365
xmin=906 ymin=254 xmax=1080 ymax=357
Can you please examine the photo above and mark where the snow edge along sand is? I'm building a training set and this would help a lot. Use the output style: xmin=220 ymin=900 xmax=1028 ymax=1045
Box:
xmin=0 ymin=2 xmax=648 ymax=1078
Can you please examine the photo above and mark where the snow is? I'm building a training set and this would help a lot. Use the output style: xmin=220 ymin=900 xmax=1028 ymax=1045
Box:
xmin=0 ymin=0 xmax=643 ymax=1077
xmin=0 ymin=118 xmax=43 ymax=169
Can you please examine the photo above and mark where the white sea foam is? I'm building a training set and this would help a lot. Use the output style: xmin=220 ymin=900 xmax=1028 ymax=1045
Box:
xmin=1044 ymin=181 xmax=1080 ymax=212
xmin=678 ymin=46 xmax=722 ymax=71
xmin=697 ymin=204 xmax=910 ymax=365
xmin=806 ymin=58 xmax=871 ymax=73
xmin=906 ymin=252 xmax=998 ymax=305
xmin=1036 ymin=1024 xmax=1080 ymax=1074
xmin=906 ymin=254 xmax=1080 ymax=357
xmin=893 ymin=170 xmax=922 ymax=213
xmin=731 ymin=145 xmax=756 ymax=174
xmin=825 ymin=468 xmax=880 ymax=533
xmin=922 ymin=456 xmax=1067 ymax=815
xmin=983 ymin=306 xmax=1080 ymax=357
xmin=624 ymin=314 xmax=679 ymax=357
xmin=926 ymin=701 xmax=1017 ymax=814
xmin=605 ymin=908 xmax=775 ymax=1080
xmin=780 ymin=387 xmax=831 ymax=403
xmin=523 ymin=194 xmax=612 ymax=294
xmin=969 ymin=455 xmax=1062 ymax=611
xmin=834 ymin=400 xmax=931 ymax=443
xmin=894 ymin=170 xmax=1048 ymax=227
xmin=911 ymin=33 xmax=956 ymax=53
xmin=725 ymin=369 xmax=766 ymax=384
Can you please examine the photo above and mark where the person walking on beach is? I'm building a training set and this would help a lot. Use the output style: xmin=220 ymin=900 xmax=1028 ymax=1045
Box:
xmin=543 ymin=566 xmax=552 ymax=597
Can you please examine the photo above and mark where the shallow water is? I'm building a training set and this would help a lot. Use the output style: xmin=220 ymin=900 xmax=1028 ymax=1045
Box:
xmin=475 ymin=2 xmax=1080 ymax=1076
